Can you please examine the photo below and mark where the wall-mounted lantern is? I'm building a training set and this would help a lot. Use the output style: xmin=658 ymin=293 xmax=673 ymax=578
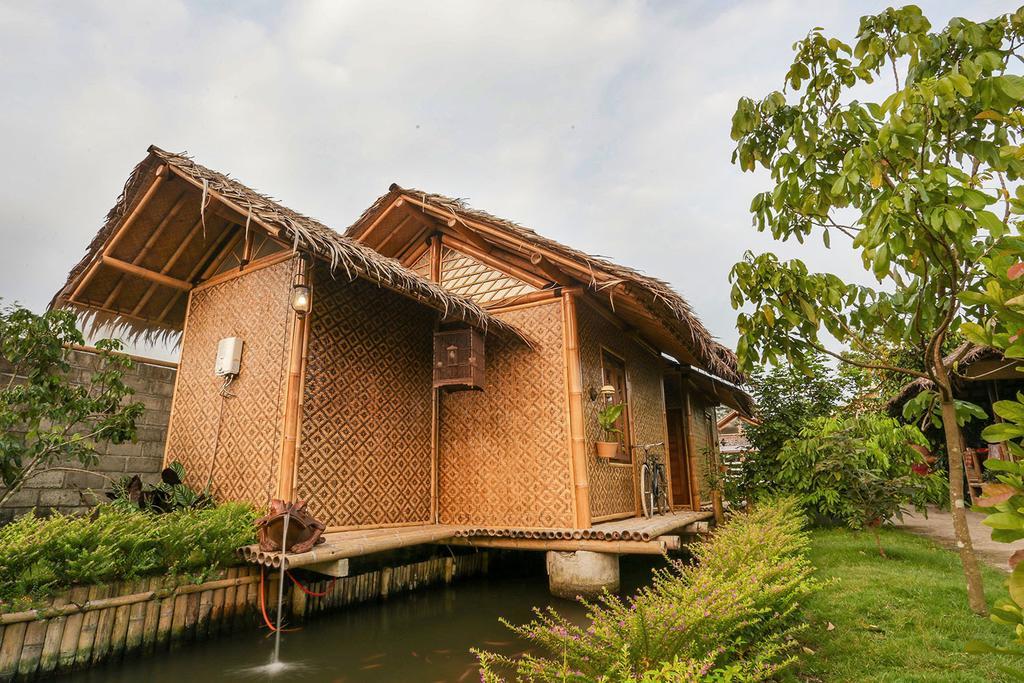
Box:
xmin=589 ymin=383 xmax=616 ymax=403
xmin=290 ymin=258 xmax=311 ymax=316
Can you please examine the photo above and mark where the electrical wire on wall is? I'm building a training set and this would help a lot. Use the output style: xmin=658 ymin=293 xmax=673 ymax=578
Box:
xmin=208 ymin=372 xmax=238 ymax=490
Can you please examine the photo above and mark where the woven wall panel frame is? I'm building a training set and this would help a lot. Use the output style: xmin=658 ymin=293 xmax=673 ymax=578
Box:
xmin=688 ymin=393 xmax=717 ymax=502
xmin=577 ymin=303 xmax=667 ymax=519
xmin=164 ymin=259 xmax=293 ymax=507
xmin=438 ymin=300 xmax=574 ymax=528
xmin=295 ymin=267 xmax=436 ymax=528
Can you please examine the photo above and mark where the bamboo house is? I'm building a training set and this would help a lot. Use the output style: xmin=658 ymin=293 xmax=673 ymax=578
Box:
xmin=52 ymin=146 xmax=752 ymax=593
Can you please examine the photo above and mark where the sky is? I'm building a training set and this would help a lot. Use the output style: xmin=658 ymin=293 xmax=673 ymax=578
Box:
xmin=0 ymin=0 xmax=1015 ymax=359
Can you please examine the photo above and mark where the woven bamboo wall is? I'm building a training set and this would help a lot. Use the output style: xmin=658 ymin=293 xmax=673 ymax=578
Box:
xmin=577 ymin=302 xmax=667 ymax=520
xmin=295 ymin=268 xmax=435 ymax=528
xmin=438 ymin=300 xmax=574 ymax=528
xmin=688 ymin=392 xmax=719 ymax=502
xmin=164 ymin=260 xmax=293 ymax=507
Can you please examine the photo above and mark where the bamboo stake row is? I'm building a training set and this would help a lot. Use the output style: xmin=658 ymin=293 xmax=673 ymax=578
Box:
xmin=0 ymin=568 xmax=265 ymax=682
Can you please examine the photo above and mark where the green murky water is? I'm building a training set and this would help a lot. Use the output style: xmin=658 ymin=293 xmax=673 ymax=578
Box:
xmin=54 ymin=553 xmax=665 ymax=682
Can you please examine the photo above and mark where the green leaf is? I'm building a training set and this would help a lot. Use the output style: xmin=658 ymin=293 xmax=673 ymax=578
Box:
xmin=981 ymin=423 xmax=1024 ymax=443
xmin=1010 ymin=563 xmax=1024 ymax=607
xmin=983 ymin=512 xmax=1024 ymax=531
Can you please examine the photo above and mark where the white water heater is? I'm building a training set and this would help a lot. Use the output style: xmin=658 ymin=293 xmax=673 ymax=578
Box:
xmin=215 ymin=337 xmax=243 ymax=377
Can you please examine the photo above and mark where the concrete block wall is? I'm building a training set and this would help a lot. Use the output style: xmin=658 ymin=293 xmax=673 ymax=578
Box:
xmin=0 ymin=347 xmax=176 ymax=522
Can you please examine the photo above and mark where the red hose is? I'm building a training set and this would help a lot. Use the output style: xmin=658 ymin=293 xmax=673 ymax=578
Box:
xmin=259 ymin=566 xmax=300 ymax=633
xmin=287 ymin=570 xmax=337 ymax=597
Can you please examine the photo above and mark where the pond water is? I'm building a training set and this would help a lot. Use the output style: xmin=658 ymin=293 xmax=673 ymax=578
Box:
xmin=54 ymin=553 xmax=666 ymax=683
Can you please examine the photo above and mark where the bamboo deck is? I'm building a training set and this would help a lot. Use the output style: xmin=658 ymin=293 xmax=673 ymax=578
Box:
xmin=239 ymin=510 xmax=714 ymax=569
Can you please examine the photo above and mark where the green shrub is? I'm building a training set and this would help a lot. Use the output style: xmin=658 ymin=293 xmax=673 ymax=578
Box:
xmin=0 ymin=502 xmax=257 ymax=609
xmin=476 ymin=498 xmax=817 ymax=682
xmin=775 ymin=413 xmax=945 ymax=551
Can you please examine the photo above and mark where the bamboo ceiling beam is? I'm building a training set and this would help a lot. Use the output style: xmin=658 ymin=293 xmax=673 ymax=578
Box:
xmin=130 ymin=214 xmax=213 ymax=317
xmin=442 ymin=215 xmax=493 ymax=255
xmin=353 ymin=196 xmax=405 ymax=243
xmin=99 ymin=255 xmax=191 ymax=291
xmin=69 ymin=165 xmax=168 ymax=303
xmin=155 ymin=223 xmax=239 ymax=323
xmin=102 ymin=192 xmax=190 ymax=309
xmin=398 ymin=233 xmax=431 ymax=268
xmin=374 ymin=214 xmax=416 ymax=255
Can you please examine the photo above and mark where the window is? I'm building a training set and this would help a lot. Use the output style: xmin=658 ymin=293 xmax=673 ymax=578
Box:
xmin=601 ymin=350 xmax=631 ymax=463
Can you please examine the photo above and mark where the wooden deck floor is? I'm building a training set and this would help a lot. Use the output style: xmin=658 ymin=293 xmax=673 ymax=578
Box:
xmin=240 ymin=509 xmax=714 ymax=570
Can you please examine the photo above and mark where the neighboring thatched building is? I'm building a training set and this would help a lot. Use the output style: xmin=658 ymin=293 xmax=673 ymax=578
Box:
xmin=52 ymin=145 xmax=750 ymax=539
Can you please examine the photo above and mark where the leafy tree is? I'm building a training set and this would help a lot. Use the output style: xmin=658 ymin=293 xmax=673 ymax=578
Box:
xmin=777 ymin=413 xmax=945 ymax=557
xmin=0 ymin=304 xmax=144 ymax=508
xmin=729 ymin=4 xmax=1024 ymax=614
xmin=737 ymin=354 xmax=846 ymax=502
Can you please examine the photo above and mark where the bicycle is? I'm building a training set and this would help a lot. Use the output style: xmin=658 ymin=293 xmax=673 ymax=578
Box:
xmin=636 ymin=442 xmax=669 ymax=518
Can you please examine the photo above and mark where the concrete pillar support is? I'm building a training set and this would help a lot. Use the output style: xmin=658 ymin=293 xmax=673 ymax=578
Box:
xmin=546 ymin=550 xmax=619 ymax=599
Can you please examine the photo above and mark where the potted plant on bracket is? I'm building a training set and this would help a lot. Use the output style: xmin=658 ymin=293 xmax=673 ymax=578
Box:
xmin=596 ymin=402 xmax=624 ymax=459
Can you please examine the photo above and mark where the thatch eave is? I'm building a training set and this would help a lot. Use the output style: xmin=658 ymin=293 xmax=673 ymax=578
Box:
xmin=50 ymin=147 xmax=531 ymax=347
xmin=344 ymin=183 xmax=744 ymax=386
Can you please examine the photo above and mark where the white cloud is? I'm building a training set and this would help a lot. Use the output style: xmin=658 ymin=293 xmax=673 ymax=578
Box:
xmin=0 ymin=0 xmax=1013 ymax=360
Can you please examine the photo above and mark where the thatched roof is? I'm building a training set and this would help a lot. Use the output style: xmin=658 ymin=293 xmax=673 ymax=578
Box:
xmin=345 ymin=184 xmax=744 ymax=386
xmin=51 ymin=147 xmax=527 ymax=345
xmin=888 ymin=342 xmax=1007 ymax=410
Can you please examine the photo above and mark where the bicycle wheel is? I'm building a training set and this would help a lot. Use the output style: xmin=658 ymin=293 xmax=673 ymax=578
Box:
xmin=640 ymin=462 xmax=654 ymax=518
xmin=655 ymin=466 xmax=669 ymax=515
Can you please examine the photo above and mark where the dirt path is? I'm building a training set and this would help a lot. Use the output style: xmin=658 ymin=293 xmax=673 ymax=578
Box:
xmin=897 ymin=506 xmax=1024 ymax=572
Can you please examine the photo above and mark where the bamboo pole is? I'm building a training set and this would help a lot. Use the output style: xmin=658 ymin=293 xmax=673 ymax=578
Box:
xmin=103 ymin=192 xmax=190 ymax=308
xmin=562 ymin=291 xmax=592 ymax=529
xmin=90 ymin=583 xmax=117 ymax=664
xmin=58 ymin=586 xmax=89 ymax=670
xmin=277 ymin=256 xmax=309 ymax=501
xmin=446 ymin=537 xmax=678 ymax=554
xmin=69 ymin=166 xmax=166 ymax=303
xmin=16 ymin=592 xmax=52 ymax=678
xmin=75 ymin=583 xmax=107 ymax=667
xmin=99 ymin=255 xmax=192 ymax=291
xmin=684 ymin=391 xmax=702 ymax=510
xmin=0 ymin=621 xmax=27 ymax=680
xmin=38 ymin=592 xmax=69 ymax=675
xmin=140 ymin=577 xmax=162 ymax=654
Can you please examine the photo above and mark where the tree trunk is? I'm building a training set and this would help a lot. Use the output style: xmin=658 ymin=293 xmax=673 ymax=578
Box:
xmin=940 ymin=398 xmax=988 ymax=616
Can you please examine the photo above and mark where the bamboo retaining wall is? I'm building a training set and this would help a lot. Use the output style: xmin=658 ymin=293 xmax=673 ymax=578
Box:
xmin=0 ymin=552 xmax=488 ymax=681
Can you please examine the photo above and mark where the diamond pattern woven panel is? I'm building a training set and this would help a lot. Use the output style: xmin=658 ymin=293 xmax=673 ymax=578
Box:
xmin=295 ymin=267 xmax=435 ymax=528
xmin=440 ymin=247 xmax=536 ymax=305
xmin=410 ymin=249 xmax=431 ymax=280
xmin=689 ymin=394 xmax=717 ymax=502
xmin=577 ymin=303 xmax=668 ymax=520
xmin=164 ymin=259 xmax=293 ymax=507
xmin=438 ymin=300 xmax=574 ymax=529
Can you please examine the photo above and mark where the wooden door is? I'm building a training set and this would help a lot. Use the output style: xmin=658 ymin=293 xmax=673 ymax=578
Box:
xmin=663 ymin=374 xmax=692 ymax=508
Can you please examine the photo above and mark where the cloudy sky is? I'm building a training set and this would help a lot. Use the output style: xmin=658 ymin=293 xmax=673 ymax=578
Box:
xmin=0 ymin=0 xmax=1013 ymax=357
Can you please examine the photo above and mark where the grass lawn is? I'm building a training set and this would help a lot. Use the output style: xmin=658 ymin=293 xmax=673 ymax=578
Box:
xmin=795 ymin=527 xmax=1016 ymax=683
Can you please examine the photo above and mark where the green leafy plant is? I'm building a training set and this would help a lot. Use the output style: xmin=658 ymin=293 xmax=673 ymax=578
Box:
xmin=597 ymin=402 xmax=624 ymax=441
xmin=0 ymin=304 xmax=144 ymax=507
xmin=0 ymin=502 xmax=258 ymax=610
xmin=737 ymin=354 xmax=847 ymax=504
xmin=727 ymin=4 xmax=1024 ymax=614
xmin=475 ymin=498 xmax=817 ymax=682
xmin=964 ymin=458 xmax=1024 ymax=676
xmin=108 ymin=460 xmax=213 ymax=513
xmin=777 ymin=414 xmax=944 ymax=556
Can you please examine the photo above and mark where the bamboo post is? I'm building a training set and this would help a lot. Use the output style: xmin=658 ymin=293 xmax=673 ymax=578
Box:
xmin=58 ymin=586 xmax=89 ymax=670
xmin=17 ymin=594 xmax=52 ymax=678
xmin=39 ymin=591 xmax=69 ymax=675
xmin=108 ymin=581 xmax=135 ymax=663
xmin=562 ymin=290 xmax=592 ymax=528
xmin=75 ymin=583 xmax=107 ymax=668
xmin=141 ymin=577 xmax=163 ymax=654
xmin=0 ymin=621 xmax=27 ymax=680
xmin=90 ymin=583 xmax=117 ymax=664
xmin=684 ymin=391 xmax=702 ymax=510
xmin=277 ymin=256 xmax=310 ymax=501
xmin=125 ymin=579 xmax=149 ymax=655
